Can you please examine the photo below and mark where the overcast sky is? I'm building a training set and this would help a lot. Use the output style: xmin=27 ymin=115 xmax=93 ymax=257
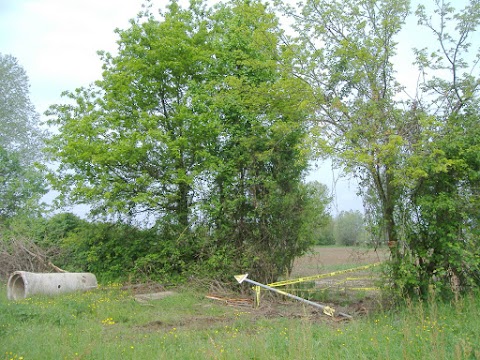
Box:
xmin=1 ymin=0 xmax=464 ymax=215
xmin=0 ymin=0 xmax=146 ymax=113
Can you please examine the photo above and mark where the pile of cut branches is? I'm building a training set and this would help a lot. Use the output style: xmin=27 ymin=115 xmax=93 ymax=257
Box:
xmin=0 ymin=236 xmax=63 ymax=281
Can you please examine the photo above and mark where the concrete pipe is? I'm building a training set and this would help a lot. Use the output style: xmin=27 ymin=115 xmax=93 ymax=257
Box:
xmin=7 ymin=271 xmax=97 ymax=300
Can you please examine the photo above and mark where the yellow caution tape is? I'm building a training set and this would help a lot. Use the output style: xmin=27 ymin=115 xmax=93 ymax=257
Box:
xmin=251 ymin=262 xmax=382 ymax=307
xmin=268 ymin=262 xmax=382 ymax=288
xmin=268 ymin=287 xmax=380 ymax=293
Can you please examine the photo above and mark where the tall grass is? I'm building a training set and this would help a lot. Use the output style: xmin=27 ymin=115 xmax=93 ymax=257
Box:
xmin=0 ymin=284 xmax=479 ymax=359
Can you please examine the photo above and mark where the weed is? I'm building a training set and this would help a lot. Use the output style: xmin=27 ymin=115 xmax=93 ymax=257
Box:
xmin=0 ymin=283 xmax=479 ymax=359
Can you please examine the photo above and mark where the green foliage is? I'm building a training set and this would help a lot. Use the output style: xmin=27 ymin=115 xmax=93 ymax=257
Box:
xmin=0 ymin=147 xmax=46 ymax=220
xmin=397 ymin=108 xmax=480 ymax=297
xmin=287 ymin=0 xmax=480 ymax=299
xmin=0 ymin=54 xmax=47 ymax=221
xmin=0 ymin=213 xmax=199 ymax=283
xmin=196 ymin=0 xmax=313 ymax=282
xmin=38 ymin=212 xmax=85 ymax=242
xmin=334 ymin=210 xmax=367 ymax=246
xmin=37 ymin=215 xmax=185 ymax=283
xmin=0 ymin=53 xmax=44 ymax=161
xmin=387 ymin=0 xmax=480 ymax=298
xmin=315 ymin=215 xmax=335 ymax=245
xmin=300 ymin=181 xmax=333 ymax=246
xmin=44 ymin=0 xmax=316 ymax=284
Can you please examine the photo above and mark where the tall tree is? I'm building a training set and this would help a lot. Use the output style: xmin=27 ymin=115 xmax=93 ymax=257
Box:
xmin=288 ymin=0 xmax=480 ymax=297
xmin=45 ymin=1 xmax=214 ymax=231
xmin=200 ymin=0 xmax=313 ymax=281
xmin=0 ymin=54 xmax=46 ymax=220
xmin=45 ymin=0 xmax=316 ymax=282
xmin=400 ymin=0 xmax=480 ymax=296
xmin=0 ymin=54 xmax=44 ymax=163
xmin=289 ymin=0 xmax=409 ymax=255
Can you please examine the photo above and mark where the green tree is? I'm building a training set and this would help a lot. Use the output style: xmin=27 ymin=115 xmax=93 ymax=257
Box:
xmin=0 ymin=54 xmax=46 ymax=221
xmin=288 ymin=0 xmax=480 ymax=298
xmin=198 ymin=0 xmax=313 ymax=282
xmin=396 ymin=0 xmax=480 ymax=297
xmin=0 ymin=54 xmax=44 ymax=161
xmin=334 ymin=210 xmax=367 ymax=246
xmin=45 ymin=0 xmax=315 ymax=283
xmin=288 ymin=0 xmax=409 ymax=259
xmin=300 ymin=181 xmax=333 ymax=246
xmin=45 ymin=2 xmax=214 ymax=231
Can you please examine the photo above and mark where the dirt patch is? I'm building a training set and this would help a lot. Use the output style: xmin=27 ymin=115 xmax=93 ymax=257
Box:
xmin=134 ymin=291 xmax=176 ymax=303
xmin=121 ymin=281 xmax=167 ymax=294
xmin=134 ymin=299 xmax=345 ymax=333
xmin=208 ymin=247 xmax=389 ymax=321
xmin=137 ymin=315 xmax=233 ymax=332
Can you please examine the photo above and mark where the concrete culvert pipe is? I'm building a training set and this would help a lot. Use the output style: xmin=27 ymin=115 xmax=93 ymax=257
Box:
xmin=7 ymin=271 xmax=98 ymax=300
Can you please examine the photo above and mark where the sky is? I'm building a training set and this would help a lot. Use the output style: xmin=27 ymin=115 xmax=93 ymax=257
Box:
xmin=1 ymin=0 xmax=463 ymax=216
xmin=0 ymin=0 xmax=145 ymax=113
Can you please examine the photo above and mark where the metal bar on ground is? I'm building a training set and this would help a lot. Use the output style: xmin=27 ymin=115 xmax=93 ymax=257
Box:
xmin=235 ymin=274 xmax=352 ymax=319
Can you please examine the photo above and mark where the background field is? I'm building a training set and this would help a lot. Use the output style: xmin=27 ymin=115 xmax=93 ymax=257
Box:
xmin=291 ymin=246 xmax=388 ymax=276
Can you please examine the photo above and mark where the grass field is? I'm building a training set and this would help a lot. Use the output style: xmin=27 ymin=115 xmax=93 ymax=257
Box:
xmin=1 ymin=246 xmax=479 ymax=359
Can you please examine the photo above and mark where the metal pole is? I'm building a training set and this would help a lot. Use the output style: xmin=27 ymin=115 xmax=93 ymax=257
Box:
xmin=235 ymin=274 xmax=352 ymax=319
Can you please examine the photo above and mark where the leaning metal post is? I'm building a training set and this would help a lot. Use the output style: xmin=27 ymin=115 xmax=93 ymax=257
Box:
xmin=235 ymin=274 xmax=352 ymax=319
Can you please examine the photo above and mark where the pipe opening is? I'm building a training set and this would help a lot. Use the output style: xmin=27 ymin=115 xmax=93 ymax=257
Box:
xmin=9 ymin=273 xmax=26 ymax=300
